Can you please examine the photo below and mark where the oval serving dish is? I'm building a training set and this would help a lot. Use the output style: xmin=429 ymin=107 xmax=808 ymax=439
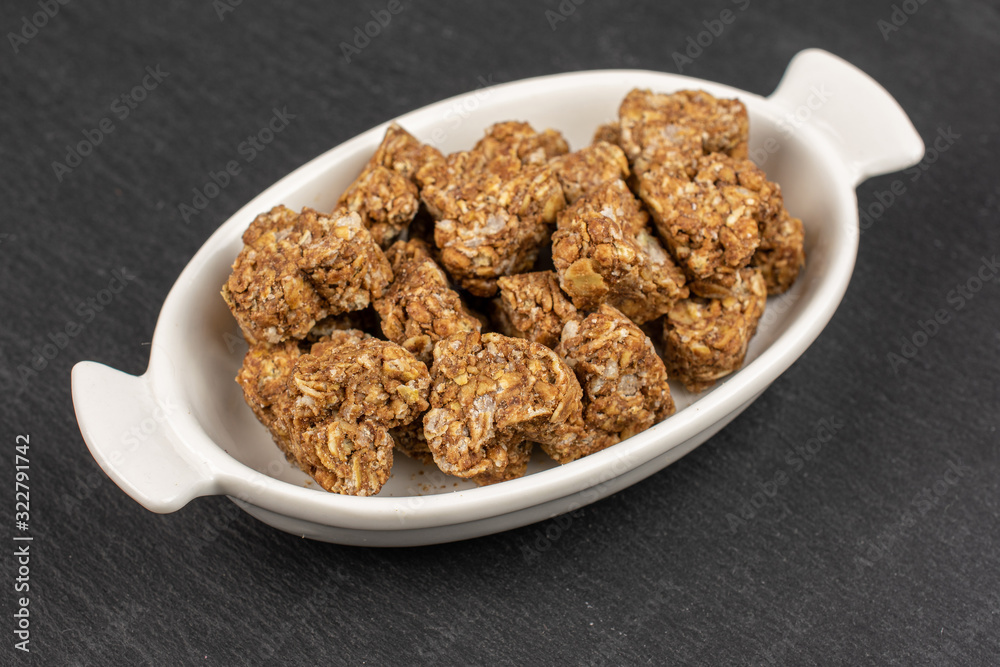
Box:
xmin=72 ymin=49 xmax=923 ymax=546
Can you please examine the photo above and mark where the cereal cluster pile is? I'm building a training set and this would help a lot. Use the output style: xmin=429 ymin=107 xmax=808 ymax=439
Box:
xmin=223 ymin=88 xmax=805 ymax=495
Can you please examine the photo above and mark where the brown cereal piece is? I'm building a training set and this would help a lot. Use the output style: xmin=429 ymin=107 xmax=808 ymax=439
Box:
xmin=628 ymin=123 xmax=706 ymax=181
xmin=619 ymin=88 xmax=749 ymax=177
xmin=241 ymin=204 xmax=300 ymax=247
xmin=663 ymin=267 xmax=767 ymax=393
xmin=337 ymin=166 xmax=419 ymax=248
xmin=552 ymin=180 xmax=688 ymax=324
xmin=492 ymin=271 xmax=577 ymax=349
xmin=384 ymin=236 xmax=434 ymax=268
xmin=468 ymin=441 xmax=533 ymax=486
xmin=689 ymin=155 xmax=802 ymax=293
xmin=639 ymin=154 xmax=769 ymax=282
xmin=423 ymin=332 xmax=584 ymax=480
xmin=296 ymin=208 xmax=394 ymax=312
xmin=752 ymin=207 xmax=805 ymax=295
xmin=235 ymin=339 xmax=304 ymax=457
xmin=371 ymin=123 xmax=445 ymax=182
xmin=554 ymin=305 xmax=676 ymax=461
xmin=222 ymin=207 xmax=393 ymax=344
xmin=472 ymin=121 xmax=570 ymax=166
xmin=420 ymin=150 xmax=566 ymax=297
xmin=337 ymin=124 xmax=445 ymax=247
xmin=549 ymin=141 xmax=630 ymax=204
xmin=222 ymin=206 xmax=331 ymax=345
xmin=592 ymin=122 xmax=622 ymax=148
xmin=286 ymin=337 xmax=431 ymax=495
xmin=235 ymin=328 xmax=368 ymax=470
xmin=374 ymin=239 xmax=482 ymax=364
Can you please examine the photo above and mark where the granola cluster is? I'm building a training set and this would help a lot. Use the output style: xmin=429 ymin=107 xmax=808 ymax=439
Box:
xmin=492 ymin=271 xmax=578 ymax=349
xmin=222 ymin=206 xmax=393 ymax=345
xmin=423 ymin=331 xmax=583 ymax=483
xmin=662 ymin=268 xmax=767 ymax=393
xmin=374 ymin=238 xmax=482 ymax=365
xmin=619 ymin=88 xmax=749 ymax=178
xmin=337 ymin=124 xmax=444 ymax=248
xmin=286 ymin=337 xmax=430 ymax=495
xmin=554 ymin=305 xmax=676 ymax=460
xmin=549 ymin=141 xmax=630 ymax=204
xmin=552 ymin=179 xmax=688 ymax=324
xmin=225 ymin=89 xmax=806 ymax=495
xmin=418 ymin=121 xmax=568 ymax=296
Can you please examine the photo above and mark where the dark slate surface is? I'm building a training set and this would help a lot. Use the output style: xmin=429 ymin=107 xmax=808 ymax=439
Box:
xmin=1 ymin=0 xmax=998 ymax=664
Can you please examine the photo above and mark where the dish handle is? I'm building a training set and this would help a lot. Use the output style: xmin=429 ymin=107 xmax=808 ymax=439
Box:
xmin=71 ymin=361 xmax=217 ymax=513
xmin=768 ymin=48 xmax=925 ymax=185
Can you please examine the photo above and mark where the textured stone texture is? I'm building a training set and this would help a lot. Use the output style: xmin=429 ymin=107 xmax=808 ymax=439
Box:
xmin=1 ymin=1 xmax=997 ymax=665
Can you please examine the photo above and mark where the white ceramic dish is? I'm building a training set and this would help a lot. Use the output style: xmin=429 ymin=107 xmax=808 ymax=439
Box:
xmin=72 ymin=49 xmax=923 ymax=546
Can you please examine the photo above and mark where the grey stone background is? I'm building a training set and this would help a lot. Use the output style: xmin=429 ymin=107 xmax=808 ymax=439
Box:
xmin=1 ymin=0 xmax=997 ymax=664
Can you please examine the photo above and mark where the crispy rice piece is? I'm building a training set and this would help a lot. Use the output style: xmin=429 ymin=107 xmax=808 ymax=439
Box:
xmin=639 ymin=154 xmax=774 ymax=284
xmin=663 ymin=267 xmax=766 ymax=393
xmin=619 ymin=88 xmax=749 ymax=177
xmin=553 ymin=304 xmax=675 ymax=461
xmin=222 ymin=207 xmax=393 ymax=345
xmin=549 ymin=141 xmax=630 ymax=204
xmin=374 ymin=239 xmax=482 ymax=364
xmin=423 ymin=331 xmax=583 ymax=481
xmin=336 ymin=124 xmax=444 ymax=247
xmin=493 ymin=271 xmax=578 ymax=349
xmin=552 ymin=179 xmax=688 ymax=324
xmin=285 ymin=337 xmax=430 ymax=495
